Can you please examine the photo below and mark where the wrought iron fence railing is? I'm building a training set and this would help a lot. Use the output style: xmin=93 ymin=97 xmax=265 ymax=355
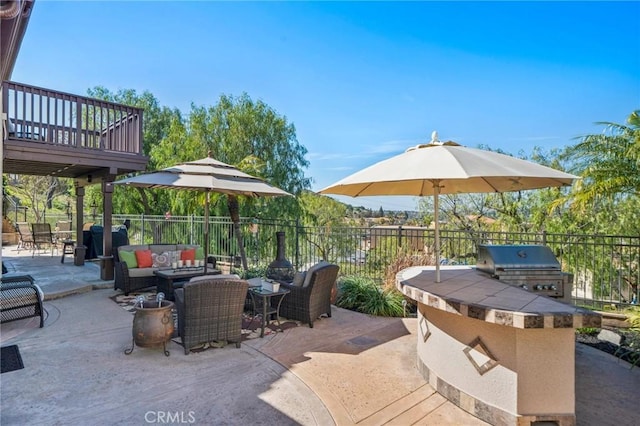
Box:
xmin=28 ymin=213 xmax=640 ymax=309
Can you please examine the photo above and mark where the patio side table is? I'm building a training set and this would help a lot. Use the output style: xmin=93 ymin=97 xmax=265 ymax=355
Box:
xmin=60 ymin=240 xmax=75 ymax=263
xmin=248 ymin=287 xmax=290 ymax=338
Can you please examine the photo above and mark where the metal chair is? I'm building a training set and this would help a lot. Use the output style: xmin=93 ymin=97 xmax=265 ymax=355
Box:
xmin=15 ymin=222 xmax=34 ymax=252
xmin=30 ymin=223 xmax=56 ymax=257
xmin=55 ymin=220 xmax=72 ymax=241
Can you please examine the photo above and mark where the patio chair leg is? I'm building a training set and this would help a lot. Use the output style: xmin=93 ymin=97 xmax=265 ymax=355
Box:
xmin=124 ymin=339 xmax=135 ymax=355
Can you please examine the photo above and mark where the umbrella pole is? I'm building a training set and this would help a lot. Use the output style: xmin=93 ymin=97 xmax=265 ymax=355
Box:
xmin=433 ymin=180 xmax=441 ymax=283
xmin=204 ymin=191 xmax=209 ymax=274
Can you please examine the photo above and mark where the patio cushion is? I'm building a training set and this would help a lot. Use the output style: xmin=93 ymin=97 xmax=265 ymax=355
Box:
xmin=128 ymin=267 xmax=158 ymax=278
xmin=189 ymin=274 xmax=240 ymax=283
xmin=135 ymin=250 xmax=153 ymax=268
xmin=168 ymin=250 xmax=181 ymax=264
xmin=150 ymin=244 xmax=177 ymax=254
xmin=177 ymin=244 xmax=199 ymax=251
xmin=302 ymin=261 xmax=331 ymax=288
xmin=119 ymin=250 xmax=138 ymax=269
xmin=195 ymin=247 xmax=205 ymax=260
xmin=292 ymin=271 xmax=306 ymax=287
xmin=152 ymin=252 xmax=171 ymax=268
xmin=181 ymin=248 xmax=196 ymax=262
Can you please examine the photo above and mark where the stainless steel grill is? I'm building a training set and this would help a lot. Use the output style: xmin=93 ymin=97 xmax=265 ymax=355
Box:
xmin=476 ymin=244 xmax=572 ymax=302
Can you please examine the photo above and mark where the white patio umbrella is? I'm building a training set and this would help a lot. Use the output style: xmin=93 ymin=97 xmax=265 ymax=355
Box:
xmin=319 ymin=132 xmax=579 ymax=282
xmin=114 ymin=155 xmax=291 ymax=273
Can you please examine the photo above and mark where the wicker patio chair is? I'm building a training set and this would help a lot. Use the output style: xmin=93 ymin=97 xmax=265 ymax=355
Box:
xmin=278 ymin=262 xmax=339 ymax=328
xmin=0 ymin=274 xmax=44 ymax=327
xmin=15 ymin=222 xmax=34 ymax=252
xmin=31 ymin=222 xmax=56 ymax=257
xmin=175 ymin=277 xmax=249 ymax=355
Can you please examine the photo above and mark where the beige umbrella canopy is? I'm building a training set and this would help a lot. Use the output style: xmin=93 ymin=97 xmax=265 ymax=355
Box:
xmin=319 ymin=132 xmax=579 ymax=282
xmin=114 ymin=155 xmax=291 ymax=272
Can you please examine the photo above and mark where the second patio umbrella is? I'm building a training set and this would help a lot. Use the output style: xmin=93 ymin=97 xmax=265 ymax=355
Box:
xmin=319 ymin=132 xmax=579 ymax=282
xmin=114 ymin=155 xmax=291 ymax=272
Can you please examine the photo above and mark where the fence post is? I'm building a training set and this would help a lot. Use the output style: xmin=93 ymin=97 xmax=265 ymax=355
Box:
xmin=190 ymin=214 xmax=194 ymax=245
xmin=397 ymin=225 xmax=403 ymax=248
xmin=542 ymin=230 xmax=547 ymax=245
xmin=141 ymin=213 xmax=145 ymax=243
xmin=295 ymin=219 xmax=300 ymax=270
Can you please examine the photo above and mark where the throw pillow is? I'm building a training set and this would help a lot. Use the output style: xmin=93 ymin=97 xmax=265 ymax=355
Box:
xmin=152 ymin=252 xmax=171 ymax=268
xmin=135 ymin=249 xmax=153 ymax=268
xmin=168 ymin=250 xmax=181 ymax=264
xmin=292 ymin=271 xmax=306 ymax=287
xmin=119 ymin=250 xmax=138 ymax=269
xmin=181 ymin=248 xmax=196 ymax=262
xmin=195 ymin=247 xmax=205 ymax=261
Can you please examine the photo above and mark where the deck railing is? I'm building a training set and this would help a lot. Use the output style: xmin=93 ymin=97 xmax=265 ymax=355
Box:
xmin=2 ymin=81 xmax=143 ymax=154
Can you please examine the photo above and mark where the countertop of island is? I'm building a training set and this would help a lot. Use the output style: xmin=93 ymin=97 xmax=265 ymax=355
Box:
xmin=396 ymin=266 xmax=601 ymax=329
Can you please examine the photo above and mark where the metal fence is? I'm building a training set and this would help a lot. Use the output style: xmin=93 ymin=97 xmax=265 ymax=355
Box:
xmin=36 ymin=213 xmax=640 ymax=309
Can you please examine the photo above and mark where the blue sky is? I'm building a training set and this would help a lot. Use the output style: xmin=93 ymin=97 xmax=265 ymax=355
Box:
xmin=13 ymin=1 xmax=640 ymax=211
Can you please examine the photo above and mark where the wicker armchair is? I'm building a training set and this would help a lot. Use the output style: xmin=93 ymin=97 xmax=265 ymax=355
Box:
xmin=175 ymin=277 xmax=249 ymax=355
xmin=278 ymin=263 xmax=339 ymax=328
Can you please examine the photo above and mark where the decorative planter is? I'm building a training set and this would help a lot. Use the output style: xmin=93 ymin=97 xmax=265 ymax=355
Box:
xmin=124 ymin=300 xmax=175 ymax=356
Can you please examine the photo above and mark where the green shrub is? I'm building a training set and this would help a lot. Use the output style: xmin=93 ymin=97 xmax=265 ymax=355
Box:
xmin=336 ymin=275 xmax=406 ymax=317
xmin=624 ymin=306 xmax=640 ymax=330
xmin=233 ymin=265 xmax=267 ymax=279
xmin=576 ymin=327 xmax=600 ymax=335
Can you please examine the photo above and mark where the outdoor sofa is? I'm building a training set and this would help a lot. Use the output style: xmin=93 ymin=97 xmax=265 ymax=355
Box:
xmin=114 ymin=244 xmax=209 ymax=295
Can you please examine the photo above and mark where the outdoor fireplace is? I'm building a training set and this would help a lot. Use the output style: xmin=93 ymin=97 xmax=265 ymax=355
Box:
xmin=265 ymin=231 xmax=295 ymax=283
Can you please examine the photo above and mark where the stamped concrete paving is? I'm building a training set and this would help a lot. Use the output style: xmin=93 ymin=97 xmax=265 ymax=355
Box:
xmin=2 ymin=246 xmax=639 ymax=425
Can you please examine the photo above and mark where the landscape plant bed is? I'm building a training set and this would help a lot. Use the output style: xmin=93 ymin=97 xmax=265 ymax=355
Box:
xmin=576 ymin=327 xmax=640 ymax=365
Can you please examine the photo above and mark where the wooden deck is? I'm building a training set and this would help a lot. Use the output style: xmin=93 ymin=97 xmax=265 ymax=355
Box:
xmin=2 ymin=80 xmax=148 ymax=182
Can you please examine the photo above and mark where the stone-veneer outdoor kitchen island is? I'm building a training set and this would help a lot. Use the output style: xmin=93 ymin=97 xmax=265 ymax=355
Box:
xmin=396 ymin=266 xmax=601 ymax=426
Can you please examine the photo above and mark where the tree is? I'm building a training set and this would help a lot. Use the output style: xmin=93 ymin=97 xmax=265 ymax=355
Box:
xmin=298 ymin=191 xmax=355 ymax=262
xmin=6 ymin=175 xmax=58 ymax=222
xmin=417 ymin=145 xmax=576 ymax=239
xmin=562 ymin=110 xmax=640 ymax=209
xmin=151 ymin=93 xmax=311 ymax=269
xmin=86 ymin=87 xmax=183 ymax=216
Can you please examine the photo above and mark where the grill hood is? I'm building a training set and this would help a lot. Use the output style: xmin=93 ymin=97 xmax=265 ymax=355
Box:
xmin=476 ymin=244 xmax=560 ymax=275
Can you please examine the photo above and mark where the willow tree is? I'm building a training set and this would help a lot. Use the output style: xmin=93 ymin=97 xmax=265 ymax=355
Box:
xmin=86 ymin=87 xmax=184 ymax=216
xmin=151 ymin=93 xmax=310 ymax=269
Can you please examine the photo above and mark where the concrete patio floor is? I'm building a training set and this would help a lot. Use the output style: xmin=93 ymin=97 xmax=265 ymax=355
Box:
xmin=1 ymin=245 xmax=639 ymax=425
